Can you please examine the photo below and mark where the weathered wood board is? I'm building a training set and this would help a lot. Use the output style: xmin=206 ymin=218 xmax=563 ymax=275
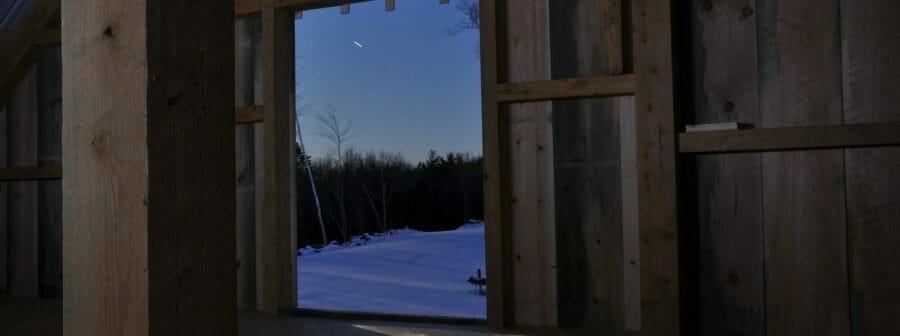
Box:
xmin=506 ymin=0 xmax=557 ymax=327
xmin=758 ymin=1 xmax=849 ymax=335
xmin=681 ymin=0 xmax=765 ymax=334
xmin=236 ymin=14 xmax=262 ymax=311
xmin=841 ymin=0 xmax=900 ymax=334
xmin=8 ymin=66 xmax=39 ymax=298
xmin=549 ymin=0 xmax=636 ymax=329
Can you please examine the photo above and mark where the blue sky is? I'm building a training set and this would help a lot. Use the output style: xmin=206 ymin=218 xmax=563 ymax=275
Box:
xmin=294 ymin=0 xmax=482 ymax=163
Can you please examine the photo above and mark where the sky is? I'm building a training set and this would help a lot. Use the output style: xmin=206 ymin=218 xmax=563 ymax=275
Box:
xmin=294 ymin=0 xmax=482 ymax=163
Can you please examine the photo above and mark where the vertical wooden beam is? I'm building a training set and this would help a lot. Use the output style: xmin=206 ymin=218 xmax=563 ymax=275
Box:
xmin=757 ymin=1 xmax=849 ymax=335
xmin=632 ymin=0 xmax=680 ymax=334
xmin=480 ymin=0 xmax=513 ymax=328
xmin=8 ymin=66 xmax=39 ymax=298
xmin=259 ymin=2 xmax=298 ymax=313
xmin=62 ymin=0 xmax=235 ymax=334
xmin=681 ymin=0 xmax=765 ymax=334
xmin=37 ymin=46 xmax=63 ymax=298
xmin=841 ymin=1 xmax=900 ymax=334
xmin=506 ymin=0 xmax=556 ymax=327
xmin=236 ymin=14 xmax=261 ymax=311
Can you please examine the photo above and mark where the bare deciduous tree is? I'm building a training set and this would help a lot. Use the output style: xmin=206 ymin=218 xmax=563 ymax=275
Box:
xmin=317 ymin=104 xmax=353 ymax=241
xmin=445 ymin=0 xmax=480 ymax=36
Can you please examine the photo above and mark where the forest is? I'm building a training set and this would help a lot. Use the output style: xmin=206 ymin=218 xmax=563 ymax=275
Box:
xmin=295 ymin=147 xmax=484 ymax=247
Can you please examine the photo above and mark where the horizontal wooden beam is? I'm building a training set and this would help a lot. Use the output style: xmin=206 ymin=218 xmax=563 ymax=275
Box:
xmin=235 ymin=105 xmax=264 ymax=124
xmin=679 ymin=122 xmax=900 ymax=154
xmin=235 ymin=0 xmax=371 ymax=16
xmin=0 ymin=166 xmax=62 ymax=181
xmin=496 ymin=74 xmax=635 ymax=103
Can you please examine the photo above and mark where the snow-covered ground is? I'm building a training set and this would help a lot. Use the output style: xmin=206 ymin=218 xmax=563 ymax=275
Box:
xmin=297 ymin=221 xmax=487 ymax=318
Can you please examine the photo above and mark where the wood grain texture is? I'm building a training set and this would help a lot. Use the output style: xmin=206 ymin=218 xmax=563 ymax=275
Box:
xmin=757 ymin=0 xmax=849 ymax=335
xmin=8 ymin=66 xmax=39 ymax=298
xmin=506 ymin=0 xmax=556 ymax=326
xmin=681 ymin=0 xmax=766 ymax=333
xmin=841 ymin=1 xmax=900 ymax=334
xmin=678 ymin=123 xmax=900 ymax=154
xmin=258 ymin=2 xmax=297 ymax=313
xmin=681 ymin=2 xmax=765 ymax=334
xmin=236 ymin=15 xmax=262 ymax=311
xmin=632 ymin=0 xmax=680 ymax=334
xmin=480 ymin=0 xmax=514 ymax=328
xmin=549 ymin=0 xmax=635 ymax=330
xmin=497 ymin=75 xmax=635 ymax=103
xmin=36 ymin=46 xmax=62 ymax=298
xmin=62 ymin=0 xmax=235 ymax=334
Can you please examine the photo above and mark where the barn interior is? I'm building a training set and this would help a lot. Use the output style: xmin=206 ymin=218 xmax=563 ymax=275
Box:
xmin=1 ymin=0 xmax=898 ymax=335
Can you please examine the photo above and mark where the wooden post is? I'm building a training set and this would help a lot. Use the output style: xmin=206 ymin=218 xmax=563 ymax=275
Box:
xmin=633 ymin=0 xmax=680 ymax=334
xmin=61 ymin=0 xmax=235 ymax=334
xmin=480 ymin=0 xmax=513 ymax=328
xmin=258 ymin=1 xmax=298 ymax=313
xmin=235 ymin=15 xmax=261 ymax=311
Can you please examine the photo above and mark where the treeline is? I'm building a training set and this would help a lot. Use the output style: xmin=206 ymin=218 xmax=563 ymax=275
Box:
xmin=296 ymin=148 xmax=484 ymax=247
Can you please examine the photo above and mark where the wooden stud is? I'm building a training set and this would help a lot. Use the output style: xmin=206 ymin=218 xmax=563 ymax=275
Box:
xmin=841 ymin=1 xmax=900 ymax=334
xmin=480 ymin=0 xmax=514 ymax=328
xmin=62 ymin=0 xmax=236 ymax=334
xmin=235 ymin=15 xmax=262 ymax=311
xmin=0 ymin=166 xmax=62 ymax=182
xmin=497 ymin=75 xmax=635 ymax=103
xmin=632 ymin=0 xmax=680 ymax=334
xmin=678 ymin=123 xmax=900 ymax=154
xmin=259 ymin=1 xmax=298 ymax=313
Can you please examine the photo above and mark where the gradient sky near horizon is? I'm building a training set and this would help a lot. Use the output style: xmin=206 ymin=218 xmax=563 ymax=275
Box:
xmin=294 ymin=0 xmax=482 ymax=163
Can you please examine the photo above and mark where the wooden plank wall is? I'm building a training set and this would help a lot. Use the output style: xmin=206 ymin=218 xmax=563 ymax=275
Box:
xmin=7 ymin=67 xmax=39 ymax=298
xmin=0 ymin=50 xmax=63 ymax=300
xmin=682 ymin=0 xmax=900 ymax=334
xmin=505 ymin=0 xmax=557 ymax=327
xmin=549 ymin=0 xmax=637 ymax=330
xmin=681 ymin=0 xmax=765 ymax=334
xmin=841 ymin=1 xmax=900 ymax=334
xmin=235 ymin=14 xmax=263 ymax=311
xmin=36 ymin=46 xmax=62 ymax=298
